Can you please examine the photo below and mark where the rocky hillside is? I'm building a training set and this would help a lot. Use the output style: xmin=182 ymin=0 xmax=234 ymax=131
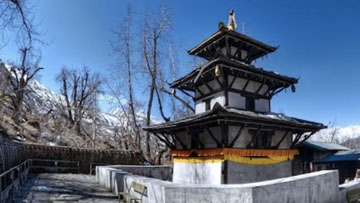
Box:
xmin=0 ymin=63 xmax=158 ymax=150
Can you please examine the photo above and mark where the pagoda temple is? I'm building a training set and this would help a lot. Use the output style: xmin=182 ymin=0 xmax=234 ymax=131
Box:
xmin=144 ymin=10 xmax=326 ymax=185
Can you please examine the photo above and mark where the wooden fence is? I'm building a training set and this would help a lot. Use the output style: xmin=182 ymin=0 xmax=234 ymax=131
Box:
xmin=0 ymin=159 xmax=31 ymax=202
xmin=0 ymin=141 xmax=142 ymax=174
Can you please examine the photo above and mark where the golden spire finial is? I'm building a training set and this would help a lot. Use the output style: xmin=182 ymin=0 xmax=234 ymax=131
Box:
xmin=227 ymin=9 xmax=237 ymax=31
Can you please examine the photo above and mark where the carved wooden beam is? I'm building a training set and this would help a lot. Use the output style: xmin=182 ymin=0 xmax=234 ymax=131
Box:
xmin=225 ymin=36 xmax=230 ymax=57
xmin=209 ymin=69 xmax=223 ymax=88
xmin=233 ymin=45 xmax=240 ymax=59
xmin=228 ymin=88 xmax=271 ymax=100
xmin=275 ymin=130 xmax=289 ymax=148
xmin=200 ymin=77 xmax=213 ymax=93
xmin=242 ymin=78 xmax=251 ymax=91
xmin=220 ymin=122 xmax=229 ymax=147
xmin=297 ymin=131 xmax=316 ymax=145
xmin=205 ymin=126 xmax=221 ymax=148
xmin=194 ymin=86 xmax=204 ymax=97
xmin=270 ymin=86 xmax=287 ymax=97
xmin=187 ymin=128 xmax=204 ymax=149
xmin=245 ymin=47 xmax=254 ymax=64
xmin=255 ymin=77 xmax=266 ymax=94
xmin=153 ymin=133 xmax=175 ymax=149
xmin=179 ymin=89 xmax=195 ymax=100
xmin=290 ymin=132 xmax=303 ymax=148
xmin=162 ymin=133 xmax=175 ymax=148
xmin=223 ymin=69 xmax=229 ymax=106
xmin=229 ymin=71 xmax=238 ymax=88
xmin=171 ymin=132 xmax=188 ymax=150
xmin=247 ymin=126 xmax=262 ymax=148
xmin=229 ymin=125 xmax=245 ymax=147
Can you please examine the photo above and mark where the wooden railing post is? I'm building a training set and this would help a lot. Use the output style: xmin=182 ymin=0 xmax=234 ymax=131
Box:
xmin=0 ymin=176 xmax=2 ymax=201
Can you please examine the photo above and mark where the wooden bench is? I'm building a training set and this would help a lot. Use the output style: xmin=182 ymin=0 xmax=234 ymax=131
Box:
xmin=347 ymin=187 xmax=360 ymax=203
xmin=119 ymin=182 xmax=147 ymax=203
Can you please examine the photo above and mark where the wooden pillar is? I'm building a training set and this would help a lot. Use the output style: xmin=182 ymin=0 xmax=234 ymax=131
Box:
xmin=223 ymin=67 xmax=229 ymax=106
xmin=220 ymin=122 xmax=229 ymax=147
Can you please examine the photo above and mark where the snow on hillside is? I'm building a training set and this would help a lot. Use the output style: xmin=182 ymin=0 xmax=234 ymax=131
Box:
xmin=311 ymin=125 xmax=360 ymax=144
xmin=1 ymin=63 xmax=157 ymax=128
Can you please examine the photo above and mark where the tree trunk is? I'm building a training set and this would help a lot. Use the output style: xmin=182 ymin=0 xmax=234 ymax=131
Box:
xmin=145 ymin=84 xmax=155 ymax=157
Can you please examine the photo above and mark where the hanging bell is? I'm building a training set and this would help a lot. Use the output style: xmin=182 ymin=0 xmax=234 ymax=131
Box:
xmin=215 ymin=65 xmax=221 ymax=77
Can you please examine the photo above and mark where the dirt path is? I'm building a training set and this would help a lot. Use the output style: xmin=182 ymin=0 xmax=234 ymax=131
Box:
xmin=15 ymin=173 xmax=118 ymax=203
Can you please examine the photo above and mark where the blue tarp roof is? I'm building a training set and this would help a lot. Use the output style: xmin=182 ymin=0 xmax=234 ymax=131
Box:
xmin=301 ymin=141 xmax=350 ymax=151
xmin=315 ymin=150 xmax=360 ymax=163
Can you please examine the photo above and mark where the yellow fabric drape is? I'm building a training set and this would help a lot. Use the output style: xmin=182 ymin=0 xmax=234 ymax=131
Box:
xmin=170 ymin=148 xmax=299 ymax=157
xmin=171 ymin=148 xmax=298 ymax=165
xmin=224 ymin=154 xmax=294 ymax=165
xmin=173 ymin=156 xmax=224 ymax=164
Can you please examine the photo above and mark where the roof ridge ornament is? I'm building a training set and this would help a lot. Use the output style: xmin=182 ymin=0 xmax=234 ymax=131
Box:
xmin=227 ymin=9 xmax=237 ymax=31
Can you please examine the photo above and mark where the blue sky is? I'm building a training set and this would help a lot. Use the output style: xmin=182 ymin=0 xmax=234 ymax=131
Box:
xmin=1 ymin=0 xmax=360 ymax=127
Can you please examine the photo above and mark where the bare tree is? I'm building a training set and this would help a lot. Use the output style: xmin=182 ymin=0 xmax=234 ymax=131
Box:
xmin=56 ymin=67 xmax=102 ymax=136
xmin=0 ymin=0 xmax=41 ymax=49
xmin=107 ymin=4 xmax=194 ymax=163
xmin=0 ymin=48 xmax=42 ymax=124
xmin=328 ymin=120 xmax=340 ymax=143
xmin=0 ymin=0 xmax=43 ymax=125
xmin=111 ymin=5 xmax=142 ymax=149
xmin=140 ymin=5 xmax=195 ymax=160
xmin=141 ymin=5 xmax=173 ymax=159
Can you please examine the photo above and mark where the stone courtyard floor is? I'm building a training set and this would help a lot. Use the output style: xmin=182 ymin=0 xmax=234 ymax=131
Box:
xmin=14 ymin=173 xmax=118 ymax=202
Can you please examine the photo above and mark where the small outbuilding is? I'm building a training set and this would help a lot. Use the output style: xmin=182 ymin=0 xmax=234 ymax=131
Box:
xmin=314 ymin=150 xmax=360 ymax=183
xmin=294 ymin=141 xmax=349 ymax=174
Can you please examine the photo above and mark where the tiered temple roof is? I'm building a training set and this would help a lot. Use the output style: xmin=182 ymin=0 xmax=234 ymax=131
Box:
xmin=170 ymin=58 xmax=298 ymax=98
xmin=188 ymin=28 xmax=277 ymax=63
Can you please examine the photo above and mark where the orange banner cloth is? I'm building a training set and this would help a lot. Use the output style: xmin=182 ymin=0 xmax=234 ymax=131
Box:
xmin=170 ymin=148 xmax=299 ymax=157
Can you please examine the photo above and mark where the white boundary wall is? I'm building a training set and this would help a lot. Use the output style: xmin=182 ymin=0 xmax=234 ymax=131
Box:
xmin=97 ymin=166 xmax=343 ymax=203
xmin=173 ymin=161 xmax=222 ymax=184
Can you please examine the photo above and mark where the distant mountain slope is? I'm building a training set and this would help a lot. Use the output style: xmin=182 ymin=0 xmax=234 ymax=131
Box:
xmin=311 ymin=125 xmax=360 ymax=148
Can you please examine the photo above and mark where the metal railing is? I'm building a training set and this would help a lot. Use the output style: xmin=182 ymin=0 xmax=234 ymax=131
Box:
xmin=31 ymin=159 xmax=80 ymax=173
xmin=0 ymin=158 xmax=80 ymax=202
xmin=0 ymin=159 xmax=31 ymax=202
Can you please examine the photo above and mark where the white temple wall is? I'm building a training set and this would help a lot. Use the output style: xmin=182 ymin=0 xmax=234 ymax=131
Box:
xmin=210 ymin=91 xmax=225 ymax=108
xmin=228 ymin=92 xmax=246 ymax=109
xmin=228 ymin=91 xmax=270 ymax=112
xmin=195 ymin=91 xmax=225 ymax=114
xmin=173 ymin=161 xmax=222 ymax=184
xmin=195 ymin=101 xmax=205 ymax=114
xmin=255 ymin=98 xmax=270 ymax=112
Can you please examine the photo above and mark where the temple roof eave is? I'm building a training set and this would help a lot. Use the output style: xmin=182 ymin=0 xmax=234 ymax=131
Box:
xmin=143 ymin=105 xmax=326 ymax=133
xmin=170 ymin=58 xmax=298 ymax=90
xmin=188 ymin=29 xmax=278 ymax=57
